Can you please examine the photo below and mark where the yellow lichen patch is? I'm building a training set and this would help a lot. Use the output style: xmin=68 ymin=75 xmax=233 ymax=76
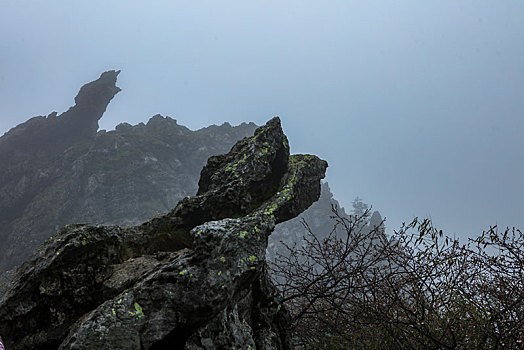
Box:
xmin=220 ymin=256 xmax=226 ymax=263
xmin=239 ymin=231 xmax=248 ymax=238
xmin=263 ymin=203 xmax=278 ymax=216
xmin=128 ymin=302 xmax=145 ymax=318
xmin=238 ymin=153 xmax=248 ymax=164
xmin=179 ymin=269 xmax=186 ymax=275
xmin=248 ymin=255 xmax=256 ymax=263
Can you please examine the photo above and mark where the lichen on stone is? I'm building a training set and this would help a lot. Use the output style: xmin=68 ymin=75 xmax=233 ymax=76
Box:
xmin=0 ymin=117 xmax=327 ymax=350
xmin=128 ymin=302 xmax=144 ymax=318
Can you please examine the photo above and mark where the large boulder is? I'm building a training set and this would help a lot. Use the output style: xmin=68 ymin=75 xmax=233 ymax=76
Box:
xmin=0 ymin=117 xmax=327 ymax=349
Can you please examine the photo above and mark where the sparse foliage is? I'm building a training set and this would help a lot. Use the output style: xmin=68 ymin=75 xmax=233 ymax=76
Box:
xmin=269 ymin=206 xmax=524 ymax=349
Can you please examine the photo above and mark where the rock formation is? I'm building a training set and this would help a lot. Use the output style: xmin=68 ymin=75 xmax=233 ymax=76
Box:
xmin=0 ymin=117 xmax=327 ymax=349
xmin=0 ymin=71 xmax=257 ymax=273
xmin=0 ymin=70 xmax=120 ymax=156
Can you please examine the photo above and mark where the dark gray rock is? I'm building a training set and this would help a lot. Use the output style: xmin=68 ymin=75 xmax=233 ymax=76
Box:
xmin=0 ymin=118 xmax=327 ymax=349
xmin=0 ymin=72 xmax=257 ymax=274
xmin=164 ymin=116 xmax=290 ymax=232
xmin=0 ymin=70 xmax=120 ymax=273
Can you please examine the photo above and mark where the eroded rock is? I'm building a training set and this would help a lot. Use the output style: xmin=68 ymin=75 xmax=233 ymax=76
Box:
xmin=0 ymin=118 xmax=327 ymax=349
xmin=0 ymin=73 xmax=257 ymax=275
xmin=0 ymin=70 xmax=121 ymax=273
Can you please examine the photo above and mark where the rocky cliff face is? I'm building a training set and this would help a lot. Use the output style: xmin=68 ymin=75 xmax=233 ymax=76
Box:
xmin=0 ymin=71 xmax=119 ymax=265
xmin=0 ymin=118 xmax=327 ymax=349
xmin=0 ymin=71 xmax=257 ymax=273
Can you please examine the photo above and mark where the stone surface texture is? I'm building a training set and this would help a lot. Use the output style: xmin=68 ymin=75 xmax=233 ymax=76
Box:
xmin=0 ymin=71 xmax=257 ymax=274
xmin=0 ymin=117 xmax=327 ymax=349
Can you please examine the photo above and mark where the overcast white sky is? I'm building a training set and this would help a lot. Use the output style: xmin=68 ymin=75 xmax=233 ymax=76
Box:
xmin=1 ymin=0 xmax=523 ymax=238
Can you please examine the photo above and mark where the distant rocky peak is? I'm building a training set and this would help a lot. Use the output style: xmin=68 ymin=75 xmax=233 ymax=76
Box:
xmin=0 ymin=70 xmax=121 ymax=160
xmin=63 ymin=70 xmax=121 ymax=137
xmin=74 ymin=70 xmax=121 ymax=109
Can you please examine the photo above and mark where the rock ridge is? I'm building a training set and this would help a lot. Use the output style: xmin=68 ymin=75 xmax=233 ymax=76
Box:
xmin=0 ymin=72 xmax=257 ymax=274
xmin=0 ymin=117 xmax=327 ymax=349
xmin=0 ymin=71 xmax=121 ymax=273
xmin=0 ymin=70 xmax=120 ymax=157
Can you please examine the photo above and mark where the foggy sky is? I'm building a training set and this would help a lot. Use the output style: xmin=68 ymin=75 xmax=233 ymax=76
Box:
xmin=1 ymin=0 xmax=523 ymax=238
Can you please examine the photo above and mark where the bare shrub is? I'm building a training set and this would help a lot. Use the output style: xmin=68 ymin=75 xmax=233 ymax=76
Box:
xmin=269 ymin=206 xmax=523 ymax=349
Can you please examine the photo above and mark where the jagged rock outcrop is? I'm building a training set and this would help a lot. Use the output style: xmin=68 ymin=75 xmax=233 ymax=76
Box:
xmin=0 ymin=70 xmax=120 ymax=157
xmin=0 ymin=70 xmax=119 ymax=271
xmin=0 ymin=118 xmax=327 ymax=349
xmin=0 ymin=71 xmax=257 ymax=273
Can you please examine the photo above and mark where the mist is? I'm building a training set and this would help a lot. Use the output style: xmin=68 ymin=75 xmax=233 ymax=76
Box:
xmin=1 ymin=0 xmax=522 ymax=238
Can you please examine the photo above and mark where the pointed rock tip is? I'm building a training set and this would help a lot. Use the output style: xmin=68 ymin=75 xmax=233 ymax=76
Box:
xmin=73 ymin=70 xmax=121 ymax=110
xmin=99 ymin=69 xmax=121 ymax=82
xmin=266 ymin=116 xmax=281 ymax=127
xmin=254 ymin=116 xmax=283 ymax=136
